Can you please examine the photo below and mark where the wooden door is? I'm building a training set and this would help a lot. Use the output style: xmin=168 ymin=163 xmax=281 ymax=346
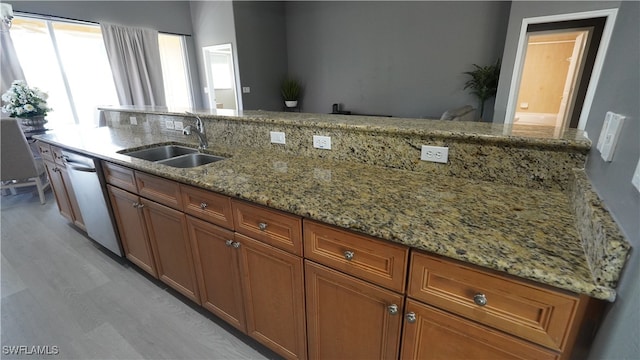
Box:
xmin=143 ymin=198 xmax=200 ymax=304
xmin=57 ymin=164 xmax=85 ymax=231
xmin=44 ymin=160 xmax=73 ymax=222
xmin=107 ymin=185 xmax=157 ymax=277
xmin=305 ymin=261 xmax=404 ymax=360
xmin=236 ymin=233 xmax=306 ymax=360
xmin=400 ymin=299 xmax=559 ymax=360
xmin=187 ymin=216 xmax=246 ymax=332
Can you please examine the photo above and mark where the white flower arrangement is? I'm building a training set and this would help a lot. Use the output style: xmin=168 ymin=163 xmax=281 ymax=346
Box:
xmin=1 ymin=80 xmax=52 ymax=118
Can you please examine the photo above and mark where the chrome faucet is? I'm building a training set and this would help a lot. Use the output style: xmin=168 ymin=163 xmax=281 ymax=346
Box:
xmin=183 ymin=112 xmax=208 ymax=150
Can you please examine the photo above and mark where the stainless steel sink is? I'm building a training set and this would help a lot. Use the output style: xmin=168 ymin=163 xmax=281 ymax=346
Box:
xmin=156 ymin=153 xmax=226 ymax=168
xmin=121 ymin=145 xmax=197 ymax=161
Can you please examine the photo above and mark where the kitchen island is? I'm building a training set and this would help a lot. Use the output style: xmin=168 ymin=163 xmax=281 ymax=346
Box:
xmin=35 ymin=107 xmax=631 ymax=359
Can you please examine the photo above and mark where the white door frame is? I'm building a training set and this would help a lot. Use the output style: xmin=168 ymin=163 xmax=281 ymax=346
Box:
xmin=504 ymin=8 xmax=618 ymax=130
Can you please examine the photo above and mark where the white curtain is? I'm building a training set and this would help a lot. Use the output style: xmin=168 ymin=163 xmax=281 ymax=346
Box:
xmin=100 ymin=23 xmax=166 ymax=106
xmin=0 ymin=22 xmax=26 ymax=97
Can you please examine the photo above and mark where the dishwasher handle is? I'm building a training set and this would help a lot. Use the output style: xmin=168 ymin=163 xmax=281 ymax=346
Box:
xmin=65 ymin=158 xmax=97 ymax=173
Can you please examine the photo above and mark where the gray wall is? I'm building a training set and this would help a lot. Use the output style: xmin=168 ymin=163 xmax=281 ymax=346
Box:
xmin=284 ymin=1 xmax=510 ymax=119
xmin=189 ymin=1 xmax=239 ymax=110
xmin=583 ymin=1 xmax=640 ymax=358
xmin=10 ymin=0 xmax=202 ymax=109
xmin=233 ymin=1 xmax=288 ymax=111
xmin=493 ymin=0 xmax=622 ymax=124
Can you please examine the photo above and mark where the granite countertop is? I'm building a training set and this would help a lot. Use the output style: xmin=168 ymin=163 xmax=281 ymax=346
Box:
xmin=35 ymin=125 xmax=615 ymax=301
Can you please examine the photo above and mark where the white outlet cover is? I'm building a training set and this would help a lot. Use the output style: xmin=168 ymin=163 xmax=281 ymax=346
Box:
xmin=270 ymin=131 xmax=286 ymax=144
xmin=421 ymin=145 xmax=449 ymax=164
xmin=165 ymin=120 xmax=174 ymax=130
xmin=599 ymin=112 xmax=625 ymax=162
xmin=313 ymin=135 xmax=332 ymax=150
xmin=632 ymin=159 xmax=640 ymax=193
xmin=242 ymin=87 xmax=251 ymax=94
xmin=129 ymin=116 xmax=137 ymax=125
xmin=174 ymin=121 xmax=184 ymax=131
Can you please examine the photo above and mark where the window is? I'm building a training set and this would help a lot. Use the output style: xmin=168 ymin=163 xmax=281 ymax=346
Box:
xmin=10 ymin=17 xmax=119 ymax=127
xmin=158 ymin=33 xmax=193 ymax=109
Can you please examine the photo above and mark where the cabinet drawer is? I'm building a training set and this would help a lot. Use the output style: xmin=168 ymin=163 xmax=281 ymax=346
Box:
xmin=51 ymin=146 xmax=67 ymax=166
xmin=135 ymin=171 xmax=183 ymax=210
xmin=408 ymin=252 xmax=580 ymax=351
xmin=102 ymin=162 xmax=137 ymax=193
xmin=37 ymin=142 xmax=54 ymax=162
xmin=303 ymin=220 xmax=408 ymax=293
xmin=181 ymin=184 xmax=234 ymax=230
xmin=232 ymin=200 xmax=302 ymax=256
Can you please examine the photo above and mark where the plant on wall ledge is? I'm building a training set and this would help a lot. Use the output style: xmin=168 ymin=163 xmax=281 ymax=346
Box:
xmin=281 ymin=77 xmax=302 ymax=108
xmin=463 ymin=58 xmax=501 ymax=120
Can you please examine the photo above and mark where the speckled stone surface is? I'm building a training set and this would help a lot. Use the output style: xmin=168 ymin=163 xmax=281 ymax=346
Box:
xmin=35 ymin=124 xmax=625 ymax=301
xmin=569 ymin=170 xmax=632 ymax=289
xmin=101 ymin=108 xmax=590 ymax=191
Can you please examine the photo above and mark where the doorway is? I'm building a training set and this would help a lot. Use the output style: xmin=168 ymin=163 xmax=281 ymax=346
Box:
xmin=503 ymin=9 xmax=618 ymax=130
xmin=202 ymin=44 xmax=239 ymax=111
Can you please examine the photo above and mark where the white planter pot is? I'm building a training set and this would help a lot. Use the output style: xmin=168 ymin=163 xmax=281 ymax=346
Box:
xmin=285 ymin=101 xmax=298 ymax=108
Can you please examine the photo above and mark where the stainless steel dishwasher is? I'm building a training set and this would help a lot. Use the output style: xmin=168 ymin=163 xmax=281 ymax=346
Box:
xmin=62 ymin=150 xmax=123 ymax=256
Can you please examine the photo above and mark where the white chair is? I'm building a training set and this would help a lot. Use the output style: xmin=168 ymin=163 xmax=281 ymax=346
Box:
xmin=1 ymin=118 xmax=50 ymax=204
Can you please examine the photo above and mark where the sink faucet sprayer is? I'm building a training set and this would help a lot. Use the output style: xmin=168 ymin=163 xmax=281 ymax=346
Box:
xmin=183 ymin=112 xmax=208 ymax=150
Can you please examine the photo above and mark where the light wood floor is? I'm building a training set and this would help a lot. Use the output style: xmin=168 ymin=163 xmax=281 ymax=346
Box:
xmin=1 ymin=189 xmax=279 ymax=359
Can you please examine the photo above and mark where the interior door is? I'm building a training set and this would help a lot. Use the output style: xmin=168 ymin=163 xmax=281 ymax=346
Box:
xmin=556 ymin=31 xmax=588 ymax=131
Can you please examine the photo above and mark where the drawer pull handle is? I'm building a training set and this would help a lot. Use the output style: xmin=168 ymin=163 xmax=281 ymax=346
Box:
xmin=406 ymin=312 xmax=416 ymax=323
xmin=258 ymin=222 xmax=268 ymax=231
xmin=225 ymin=239 xmax=233 ymax=247
xmin=388 ymin=304 xmax=399 ymax=315
xmin=137 ymin=203 xmax=145 ymax=209
xmin=344 ymin=250 xmax=354 ymax=261
xmin=132 ymin=202 xmax=139 ymax=208
xmin=232 ymin=241 xmax=241 ymax=249
xmin=473 ymin=293 xmax=487 ymax=306
xmin=200 ymin=202 xmax=208 ymax=210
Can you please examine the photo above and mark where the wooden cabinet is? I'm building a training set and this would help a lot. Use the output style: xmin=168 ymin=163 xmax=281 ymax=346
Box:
xmin=39 ymin=143 xmax=84 ymax=230
xmin=305 ymin=261 xmax=403 ymax=360
xmin=107 ymin=185 xmax=157 ymax=277
xmin=143 ymin=198 xmax=199 ymax=304
xmin=188 ymin=216 xmax=245 ymax=331
xmin=181 ymin=184 xmax=234 ymax=229
xmin=236 ymin=233 xmax=307 ymax=360
xmin=400 ymin=299 xmax=559 ymax=360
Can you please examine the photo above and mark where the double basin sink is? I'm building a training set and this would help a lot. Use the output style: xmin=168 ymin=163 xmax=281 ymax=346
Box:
xmin=119 ymin=144 xmax=226 ymax=168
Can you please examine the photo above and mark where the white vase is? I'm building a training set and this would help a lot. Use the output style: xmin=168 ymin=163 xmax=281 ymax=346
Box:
xmin=285 ymin=100 xmax=298 ymax=108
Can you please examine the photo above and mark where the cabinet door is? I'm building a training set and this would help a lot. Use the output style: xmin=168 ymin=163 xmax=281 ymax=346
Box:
xmin=236 ymin=233 xmax=306 ymax=360
xmin=57 ymin=164 xmax=85 ymax=231
xmin=143 ymin=198 xmax=200 ymax=304
xmin=45 ymin=161 xmax=73 ymax=222
xmin=400 ymin=299 xmax=559 ymax=360
xmin=187 ymin=216 xmax=245 ymax=332
xmin=305 ymin=261 xmax=404 ymax=360
xmin=107 ymin=185 xmax=157 ymax=278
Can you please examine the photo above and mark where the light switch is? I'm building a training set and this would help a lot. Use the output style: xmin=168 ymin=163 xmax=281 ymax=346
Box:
xmin=598 ymin=111 xmax=625 ymax=162
xmin=242 ymin=87 xmax=251 ymax=94
xmin=632 ymin=159 xmax=640 ymax=193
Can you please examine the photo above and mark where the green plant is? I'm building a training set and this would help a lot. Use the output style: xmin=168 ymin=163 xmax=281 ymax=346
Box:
xmin=463 ymin=58 xmax=501 ymax=120
xmin=281 ymin=78 xmax=301 ymax=101
xmin=1 ymin=80 xmax=52 ymax=118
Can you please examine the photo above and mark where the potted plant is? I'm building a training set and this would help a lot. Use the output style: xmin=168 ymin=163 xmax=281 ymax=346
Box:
xmin=281 ymin=78 xmax=301 ymax=108
xmin=1 ymin=80 xmax=52 ymax=128
xmin=463 ymin=59 xmax=501 ymax=121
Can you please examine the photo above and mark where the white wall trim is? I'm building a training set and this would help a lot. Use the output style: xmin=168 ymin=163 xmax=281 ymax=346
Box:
xmin=504 ymin=8 xmax=619 ymax=130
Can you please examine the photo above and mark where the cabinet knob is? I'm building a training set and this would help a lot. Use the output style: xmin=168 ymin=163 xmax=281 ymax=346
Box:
xmin=225 ymin=239 xmax=233 ymax=247
xmin=388 ymin=304 xmax=399 ymax=315
xmin=232 ymin=241 xmax=241 ymax=248
xmin=344 ymin=250 xmax=355 ymax=261
xmin=132 ymin=202 xmax=139 ymax=208
xmin=473 ymin=293 xmax=488 ymax=306
xmin=200 ymin=202 xmax=208 ymax=210
xmin=137 ymin=203 xmax=145 ymax=209
xmin=258 ymin=222 xmax=268 ymax=231
xmin=406 ymin=312 xmax=416 ymax=323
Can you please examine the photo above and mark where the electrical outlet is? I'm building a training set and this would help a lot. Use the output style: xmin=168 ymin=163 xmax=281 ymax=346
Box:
xmin=421 ymin=145 xmax=449 ymax=164
xmin=165 ymin=120 xmax=175 ymax=130
xmin=632 ymin=159 xmax=640 ymax=193
xmin=129 ymin=116 xmax=137 ymax=125
xmin=174 ymin=121 xmax=184 ymax=131
xmin=313 ymin=135 xmax=331 ymax=150
xmin=270 ymin=131 xmax=286 ymax=144
xmin=598 ymin=112 xmax=625 ymax=162
xmin=242 ymin=87 xmax=251 ymax=94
